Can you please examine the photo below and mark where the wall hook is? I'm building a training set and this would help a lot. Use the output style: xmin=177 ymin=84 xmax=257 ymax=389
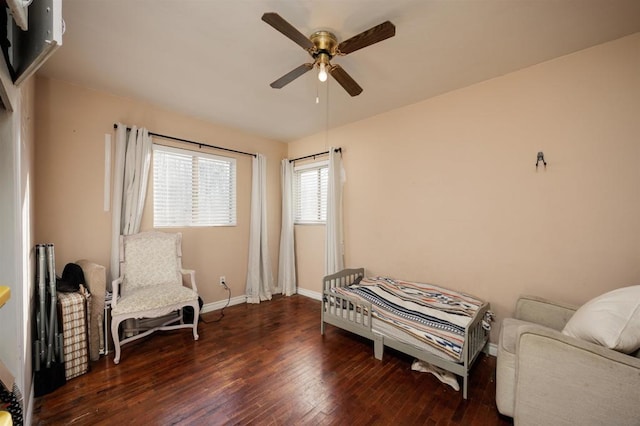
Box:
xmin=535 ymin=151 xmax=547 ymax=169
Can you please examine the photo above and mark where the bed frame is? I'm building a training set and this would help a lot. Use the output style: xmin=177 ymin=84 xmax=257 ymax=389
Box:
xmin=321 ymin=268 xmax=490 ymax=399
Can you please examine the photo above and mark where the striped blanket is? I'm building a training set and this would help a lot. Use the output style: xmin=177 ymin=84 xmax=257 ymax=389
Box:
xmin=332 ymin=277 xmax=486 ymax=362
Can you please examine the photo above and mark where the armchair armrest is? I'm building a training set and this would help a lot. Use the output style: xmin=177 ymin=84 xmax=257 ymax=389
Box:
xmin=515 ymin=295 xmax=578 ymax=330
xmin=514 ymin=324 xmax=640 ymax=425
xmin=111 ymin=276 xmax=123 ymax=309
xmin=181 ymin=269 xmax=198 ymax=293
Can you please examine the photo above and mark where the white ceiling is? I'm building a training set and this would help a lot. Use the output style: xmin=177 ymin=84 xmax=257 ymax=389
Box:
xmin=39 ymin=0 xmax=640 ymax=142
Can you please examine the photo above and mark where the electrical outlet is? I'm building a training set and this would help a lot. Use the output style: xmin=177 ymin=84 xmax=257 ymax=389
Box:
xmin=219 ymin=276 xmax=226 ymax=286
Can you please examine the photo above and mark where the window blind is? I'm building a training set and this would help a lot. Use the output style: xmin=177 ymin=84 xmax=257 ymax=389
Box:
xmin=153 ymin=145 xmax=236 ymax=227
xmin=294 ymin=161 xmax=328 ymax=224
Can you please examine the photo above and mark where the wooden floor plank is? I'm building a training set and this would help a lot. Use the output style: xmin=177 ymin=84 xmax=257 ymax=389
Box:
xmin=33 ymin=295 xmax=513 ymax=425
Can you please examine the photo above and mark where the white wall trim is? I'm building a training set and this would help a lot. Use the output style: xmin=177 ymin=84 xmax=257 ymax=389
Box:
xmin=201 ymin=295 xmax=246 ymax=314
xmin=200 ymin=290 xmax=325 ymax=314
xmin=296 ymin=287 xmax=322 ymax=301
xmin=485 ymin=342 xmax=497 ymax=357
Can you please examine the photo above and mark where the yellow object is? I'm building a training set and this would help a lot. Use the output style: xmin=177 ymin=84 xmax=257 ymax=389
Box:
xmin=0 ymin=411 xmax=12 ymax=426
xmin=0 ymin=286 xmax=10 ymax=309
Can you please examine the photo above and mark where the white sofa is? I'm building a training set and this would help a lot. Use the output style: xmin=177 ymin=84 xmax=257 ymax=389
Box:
xmin=496 ymin=293 xmax=640 ymax=425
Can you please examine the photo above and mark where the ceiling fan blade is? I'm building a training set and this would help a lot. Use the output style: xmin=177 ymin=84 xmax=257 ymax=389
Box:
xmin=336 ymin=21 xmax=396 ymax=55
xmin=262 ymin=12 xmax=315 ymax=51
xmin=270 ymin=63 xmax=314 ymax=89
xmin=329 ymin=64 xmax=363 ymax=96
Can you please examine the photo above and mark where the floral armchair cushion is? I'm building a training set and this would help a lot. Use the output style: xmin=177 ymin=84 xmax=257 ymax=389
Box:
xmin=112 ymin=284 xmax=197 ymax=315
xmin=122 ymin=232 xmax=182 ymax=294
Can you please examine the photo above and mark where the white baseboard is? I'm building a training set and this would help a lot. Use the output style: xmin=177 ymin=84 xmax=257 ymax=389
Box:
xmin=201 ymin=295 xmax=246 ymax=314
xmin=485 ymin=342 xmax=497 ymax=357
xmin=296 ymin=288 xmax=322 ymax=301
xmin=200 ymin=290 xmax=322 ymax=313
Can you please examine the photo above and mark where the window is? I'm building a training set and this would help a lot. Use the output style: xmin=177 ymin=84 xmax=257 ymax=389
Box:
xmin=294 ymin=161 xmax=328 ymax=224
xmin=153 ymin=145 xmax=236 ymax=227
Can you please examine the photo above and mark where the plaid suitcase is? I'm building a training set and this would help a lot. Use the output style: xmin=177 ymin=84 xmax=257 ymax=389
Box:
xmin=57 ymin=291 xmax=90 ymax=380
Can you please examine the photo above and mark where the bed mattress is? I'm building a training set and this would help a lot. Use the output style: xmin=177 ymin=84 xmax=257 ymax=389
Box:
xmin=331 ymin=277 xmax=486 ymax=362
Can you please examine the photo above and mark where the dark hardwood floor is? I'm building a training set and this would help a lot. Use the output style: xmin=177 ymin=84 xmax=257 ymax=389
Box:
xmin=33 ymin=295 xmax=512 ymax=425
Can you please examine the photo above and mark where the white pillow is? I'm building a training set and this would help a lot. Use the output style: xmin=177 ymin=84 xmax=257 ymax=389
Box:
xmin=562 ymin=285 xmax=640 ymax=354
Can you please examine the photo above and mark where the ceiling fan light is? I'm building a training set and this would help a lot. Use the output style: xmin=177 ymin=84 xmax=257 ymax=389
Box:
xmin=318 ymin=62 xmax=328 ymax=82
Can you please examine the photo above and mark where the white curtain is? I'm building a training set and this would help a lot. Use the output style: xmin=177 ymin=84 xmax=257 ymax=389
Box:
xmin=246 ymin=153 xmax=274 ymax=303
xmin=325 ymin=148 xmax=345 ymax=275
xmin=109 ymin=123 xmax=152 ymax=281
xmin=277 ymin=159 xmax=296 ymax=296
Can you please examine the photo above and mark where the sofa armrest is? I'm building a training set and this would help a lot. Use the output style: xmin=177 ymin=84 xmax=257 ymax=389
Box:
xmin=515 ymin=295 xmax=578 ymax=330
xmin=514 ymin=324 xmax=640 ymax=426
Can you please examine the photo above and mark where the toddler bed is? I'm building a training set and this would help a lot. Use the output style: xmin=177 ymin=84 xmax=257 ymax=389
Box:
xmin=321 ymin=268 xmax=491 ymax=399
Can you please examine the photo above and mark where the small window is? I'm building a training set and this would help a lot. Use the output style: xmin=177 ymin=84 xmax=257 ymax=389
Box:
xmin=294 ymin=161 xmax=328 ymax=224
xmin=153 ymin=145 xmax=236 ymax=227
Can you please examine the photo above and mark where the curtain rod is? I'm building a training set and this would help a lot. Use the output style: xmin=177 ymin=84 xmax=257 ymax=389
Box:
xmin=113 ymin=124 xmax=256 ymax=157
xmin=289 ymin=147 xmax=341 ymax=163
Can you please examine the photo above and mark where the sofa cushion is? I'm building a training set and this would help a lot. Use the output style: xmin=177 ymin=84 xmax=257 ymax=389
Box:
xmin=500 ymin=318 xmax=534 ymax=354
xmin=562 ymin=285 xmax=640 ymax=354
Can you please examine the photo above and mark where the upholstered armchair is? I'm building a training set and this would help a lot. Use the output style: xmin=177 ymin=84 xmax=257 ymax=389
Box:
xmin=110 ymin=231 xmax=199 ymax=364
xmin=496 ymin=291 xmax=640 ymax=425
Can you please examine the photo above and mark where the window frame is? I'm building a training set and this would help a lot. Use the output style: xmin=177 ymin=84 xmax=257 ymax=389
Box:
xmin=152 ymin=144 xmax=237 ymax=228
xmin=293 ymin=160 xmax=328 ymax=225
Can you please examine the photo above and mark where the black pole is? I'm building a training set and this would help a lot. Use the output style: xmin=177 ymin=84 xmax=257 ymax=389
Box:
xmin=289 ymin=147 xmax=342 ymax=163
xmin=113 ymin=124 xmax=256 ymax=157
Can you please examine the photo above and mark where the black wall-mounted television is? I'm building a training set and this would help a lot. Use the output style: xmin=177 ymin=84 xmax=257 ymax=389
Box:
xmin=3 ymin=0 xmax=62 ymax=86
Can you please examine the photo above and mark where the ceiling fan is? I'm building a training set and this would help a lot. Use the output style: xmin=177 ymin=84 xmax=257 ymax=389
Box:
xmin=262 ymin=12 xmax=396 ymax=97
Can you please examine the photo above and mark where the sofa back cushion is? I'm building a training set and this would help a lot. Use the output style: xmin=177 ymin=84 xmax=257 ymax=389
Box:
xmin=562 ymin=285 xmax=640 ymax=354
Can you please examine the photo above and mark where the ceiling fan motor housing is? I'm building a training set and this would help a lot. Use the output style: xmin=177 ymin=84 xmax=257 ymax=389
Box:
xmin=310 ymin=30 xmax=338 ymax=63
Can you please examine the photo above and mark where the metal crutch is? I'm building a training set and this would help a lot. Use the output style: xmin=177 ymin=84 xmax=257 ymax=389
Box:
xmin=45 ymin=244 xmax=58 ymax=368
xmin=34 ymin=244 xmax=47 ymax=370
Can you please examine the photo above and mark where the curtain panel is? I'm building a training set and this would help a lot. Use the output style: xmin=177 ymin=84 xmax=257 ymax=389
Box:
xmin=246 ymin=154 xmax=274 ymax=303
xmin=109 ymin=123 xmax=152 ymax=282
xmin=325 ymin=148 xmax=345 ymax=275
xmin=278 ymin=159 xmax=296 ymax=296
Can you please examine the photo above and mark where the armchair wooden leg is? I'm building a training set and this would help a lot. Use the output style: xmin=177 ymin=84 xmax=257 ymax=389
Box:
xmin=111 ymin=317 xmax=122 ymax=364
xmin=191 ymin=300 xmax=199 ymax=341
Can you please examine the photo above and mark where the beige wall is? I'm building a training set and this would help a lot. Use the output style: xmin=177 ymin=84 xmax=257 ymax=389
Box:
xmin=289 ymin=33 xmax=640 ymax=340
xmin=34 ymin=77 xmax=286 ymax=305
xmin=31 ymin=32 xmax=640 ymax=343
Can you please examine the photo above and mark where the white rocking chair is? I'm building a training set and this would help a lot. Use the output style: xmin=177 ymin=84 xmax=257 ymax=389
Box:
xmin=110 ymin=231 xmax=199 ymax=364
